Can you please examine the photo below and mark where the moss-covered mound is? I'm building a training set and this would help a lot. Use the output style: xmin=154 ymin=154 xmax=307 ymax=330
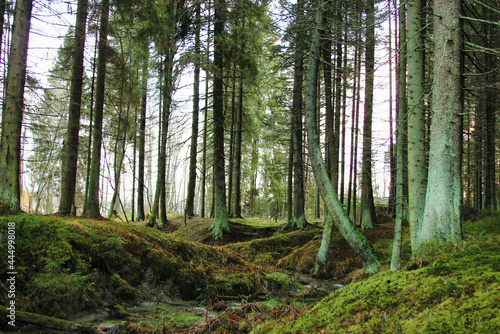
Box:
xmin=252 ymin=217 xmax=500 ymax=333
xmin=173 ymin=217 xmax=283 ymax=245
xmin=226 ymin=229 xmax=318 ymax=266
xmin=279 ymin=223 xmax=395 ymax=279
xmin=0 ymin=215 xmax=299 ymax=319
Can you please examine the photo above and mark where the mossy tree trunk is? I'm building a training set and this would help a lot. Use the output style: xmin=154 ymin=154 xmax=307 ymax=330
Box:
xmin=0 ymin=0 xmax=33 ymax=212
xmin=307 ymin=1 xmax=380 ymax=275
xmin=419 ymin=0 xmax=464 ymax=249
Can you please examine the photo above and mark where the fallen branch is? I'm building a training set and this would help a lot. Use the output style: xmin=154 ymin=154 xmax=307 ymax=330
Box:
xmin=0 ymin=305 xmax=116 ymax=333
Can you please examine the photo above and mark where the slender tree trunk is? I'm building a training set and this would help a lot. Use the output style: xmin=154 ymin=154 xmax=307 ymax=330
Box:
xmin=407 ymin=0 xmax=427 ymax=252
xmin=227 ymin=62 xmax=236 ymax=217
xmin=0 ymin=0 xmax=33 ymax=212
xmin=286 ymin=0 xmax=308 ymax=230
xmin=0 ymin=0 xmax=5 ymax=58
xmin=419 ymin=0 xmax=464 ymax=249
xmin=483 ymin=7 xmax=497 ymax=209
xmin=83 ymin=31 xmax=98 ymax=213
xmin=250 ymin=139 xmax=259 ymax=217
xmin=201 ymin=0 xmax=211 ymax=218
xmin=323 ymin=21 xmax=334 ymax=184
xmin=209 ymin=0 xmax=230 ymax=239
xmin=137 ymin=55 xmax=148 ymax=221
xmin=387 ymin=0 xmax=396 ymax=217
xmin=332 ymin=18 xmax=343 ymax=193
xmin=287 ymin=133 xmax=294 ymax=222
xmin=360 ymin=0 xmax=377 ymax=229
xmin=150 ymin=52 xmax=174 ymax=227
xmin=340 ymin=35 xmax=348 ymax=204
xmin=307 ymin=2 xmax=380 ymax=274
xmin=391 ymin=0 xmax=407 ymax=269
xmin=186 ymin=1 xmax=201 ymax=217
xmin=234 ymin=72 xmax=244 ymax=218
xmin=83 ymin=0 xmax=109 ymax=217
xmin=347 ymin=33 xmax=360 ymax=217
xmin=59 ymin=0 xmax=88 ymax=215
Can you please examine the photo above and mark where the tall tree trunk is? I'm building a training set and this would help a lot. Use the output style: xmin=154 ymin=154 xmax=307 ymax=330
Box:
xmin=83 ymin=0 xmax=110 ymax=217
xmin=59 ymin=0 xmax=88 ymax=215
xmin=0 ymin=0 xmax=5 ymax=58
xmin=360 ymin=0 xmax=377 ymax=229
xmin=186 ymin=1 xmax=201 ymax=217
xmin=209 ymin=0 xmax=230 ymax=239
xmin=387 ymin=0 xmax=396 ymax=217
xmin=201 ymin=0 xmax=211 ymax=219
xmin=332 ymin=15 xmax=343 ymax=193
xmin=407 ymin=0 xmax=427 ymax=252
xmin=250 ymin=138 xmax=259 ymax=217
xmin=137 ymin=55 xmax=148 ymax=221
xmin=234 ymin=72 xmax=244 ymax=218
xmin=83 ymin=31 xmax=98 ymax=213
xmin=150 ymin=53 xmax=174 ymax=227
xmin=419 ymin=0 xmax=464 ymax=249
xmin=483 ymin=6 xmax=497 ymax=209
xmin=391 ymin=0 xmax=407 ymax=270
xmin=307 ymin=2 xmax=380 ymax=274
xmin=0 ymin=0 xmax=33 ymax=212
xmin=227 ymin=62 xmax=236 ymax=217
xmin=286 ymin=0 xmax=308 ymax=230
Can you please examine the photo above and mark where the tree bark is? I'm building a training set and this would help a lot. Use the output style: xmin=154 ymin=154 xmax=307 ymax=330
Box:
xmin=419 ymin=0 xmax=464 ymax=249
xmin=186 ymin=1 xmax=201 ymax=217
xmin=0 ymin=0 xmax=33 ymax=212
xmin=360 ymin=0 xmax=377 ymax=229
xmin=407 ymin=0 xmax=427 ymax=252
xmin=83 ymin=0 xmax=110 ymax=217
xmin=307 ymin=2 xmax=380 ymax=274
xmin=209 ymin=0 xmax=230 ymax=239
xmin=136 ymin=55 xmax=148 ymax=221
xmin=58 ymin=0 xmax=88 ymax=215
xmin=286 ymin=0 xmax=308 ymax=230
xmin=234 ymin=72 xmax=244 ymax=218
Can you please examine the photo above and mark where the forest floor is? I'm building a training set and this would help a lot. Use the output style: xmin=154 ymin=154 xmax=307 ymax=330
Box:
xmin=0 ymin=208 xmax=498 ymax=333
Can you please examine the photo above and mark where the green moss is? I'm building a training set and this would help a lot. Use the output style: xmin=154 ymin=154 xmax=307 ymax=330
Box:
xmin=109 ymin=274 xmax=136 ymax=300
xmin=251 ymin=217 xmax=500 ymax=333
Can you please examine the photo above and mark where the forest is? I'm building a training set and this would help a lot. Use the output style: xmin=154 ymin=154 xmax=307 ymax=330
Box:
xmin=0 ymin=0 xmax=499 ymax=333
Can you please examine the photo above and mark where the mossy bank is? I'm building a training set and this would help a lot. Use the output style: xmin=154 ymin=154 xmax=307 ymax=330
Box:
xmin=0 ymin=214 xmax=300 ymax=321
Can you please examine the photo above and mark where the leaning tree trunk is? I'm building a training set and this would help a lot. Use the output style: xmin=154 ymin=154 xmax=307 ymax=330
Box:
xmin=307 ymin=2 xmax=380 ymax=274
xmin=418 ymin=0 xmax=464 ymax=250
xmin=0 ymin=0 xmax=33 ymax=212
xmin=83 ymin=0 xmax=110 ymax=217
